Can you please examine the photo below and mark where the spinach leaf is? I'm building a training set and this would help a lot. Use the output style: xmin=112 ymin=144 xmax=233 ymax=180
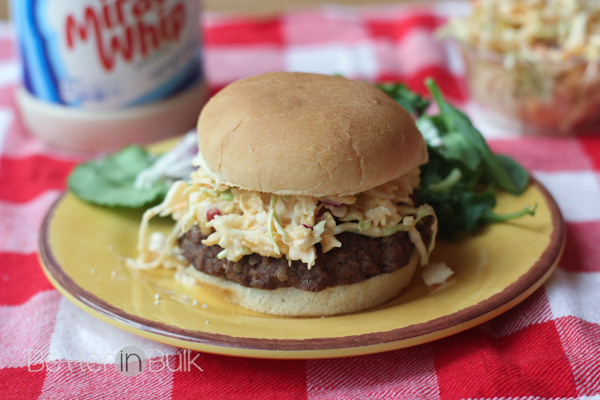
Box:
xmin=416 ymin=116 xmax=443 ymax=146
xmin=439 ymin=132 xmax=482 ymax=171
xmin=68 ymin=146 xmax=169 ymax=208
xmin=419 ymin=185 xmax=497 ymax=240
xmin=495 ymin=154 xmax=530 ymax=195
xmin=424 ymin=78 xmax=521 ymax=194
xmin=376 ymin=83 xmax=430 ymax=116
xmin=380 ymin=79 xmax=535 ymax=239
xmin=483 ymin=203 xmax=537 ymax=224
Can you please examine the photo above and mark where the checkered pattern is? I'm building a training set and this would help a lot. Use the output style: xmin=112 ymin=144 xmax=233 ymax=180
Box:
xmin=1 ymin=2 xmax=600 ymax=399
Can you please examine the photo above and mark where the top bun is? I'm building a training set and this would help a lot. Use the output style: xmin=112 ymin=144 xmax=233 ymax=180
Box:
xmin=196 ymin=72 xmax=427 ymax=196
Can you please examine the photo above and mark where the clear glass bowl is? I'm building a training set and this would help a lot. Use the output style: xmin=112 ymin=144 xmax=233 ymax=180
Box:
xmin=459 ymin=41 xmax=600 ymax=135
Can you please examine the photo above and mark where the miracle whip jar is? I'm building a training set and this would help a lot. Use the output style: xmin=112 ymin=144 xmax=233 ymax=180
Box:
xmin=12 ymin=0 xmax=207 ymax=151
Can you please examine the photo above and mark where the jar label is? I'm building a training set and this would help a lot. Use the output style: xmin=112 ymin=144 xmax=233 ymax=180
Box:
xmin=12 ymin=0 xmax=203 ymax=109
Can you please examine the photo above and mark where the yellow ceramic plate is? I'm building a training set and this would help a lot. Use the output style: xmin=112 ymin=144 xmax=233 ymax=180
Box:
xmin=39 ymin=178 xmax=563 ymax=359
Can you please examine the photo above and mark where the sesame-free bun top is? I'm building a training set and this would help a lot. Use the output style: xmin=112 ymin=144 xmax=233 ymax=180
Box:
xmin=197 ymin=72 xmax=427 ymax=196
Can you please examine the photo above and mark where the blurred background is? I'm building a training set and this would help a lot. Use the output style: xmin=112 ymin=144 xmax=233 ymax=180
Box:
xmin=5 ymin=0 xmax=600 ymax=141
xmin=0 ymin=1 xmax=7 ymax=19
xmin=0 ymin=0 xmax=433 ymax=19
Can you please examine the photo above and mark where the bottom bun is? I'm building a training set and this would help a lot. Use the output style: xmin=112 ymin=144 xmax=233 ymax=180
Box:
xmin=184 ymin=250 xmax=419 ymax=317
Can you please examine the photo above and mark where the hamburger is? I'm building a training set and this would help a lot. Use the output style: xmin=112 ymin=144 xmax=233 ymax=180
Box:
xmin=131 ymin=72 xmax=437 ymax=316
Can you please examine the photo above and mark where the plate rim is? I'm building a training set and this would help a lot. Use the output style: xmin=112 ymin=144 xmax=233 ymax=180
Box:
xmin=39 ymin=178 xmax=565 ymax=353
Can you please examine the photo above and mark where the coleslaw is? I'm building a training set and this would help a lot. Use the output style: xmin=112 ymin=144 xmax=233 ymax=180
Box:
xmin=440 ymin=0 xmax=600 ymax=63
xmin=439 ymin=0 xmax=600 ymax=133
xmin=129 ymin=165 xmax=437 ymax=271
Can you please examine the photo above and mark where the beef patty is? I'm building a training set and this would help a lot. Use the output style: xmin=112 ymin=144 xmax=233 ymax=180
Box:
xmin=178 ymin=226 xmax=415 ymax=292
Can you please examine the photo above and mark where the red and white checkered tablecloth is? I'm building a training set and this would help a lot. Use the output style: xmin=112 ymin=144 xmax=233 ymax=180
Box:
xmin=1 ymin=2 xmax=600 ymax=399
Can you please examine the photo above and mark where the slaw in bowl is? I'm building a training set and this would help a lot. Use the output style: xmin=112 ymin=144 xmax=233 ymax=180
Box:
xmin=439 ymin=0 xmax=600 ymax=134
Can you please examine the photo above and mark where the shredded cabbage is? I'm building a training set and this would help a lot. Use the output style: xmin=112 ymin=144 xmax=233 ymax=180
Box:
xmin=129 ymin=166 xmax=437 ymax=270
xmin=439 ymin=0 xmax=600 ymax=63
xmin=134 ymin=132 xmax=198 ymax=190
xmin=438 ymin=0 xmax=600 ymax=133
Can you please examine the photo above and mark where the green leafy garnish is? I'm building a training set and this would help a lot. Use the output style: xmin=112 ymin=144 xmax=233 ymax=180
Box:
xmin=424 ymin=79 xmax=528 ymax=195
xmin=376 ymin=83 xmax=431 ymax=117
xmin=495 ymin=154 xmax=530 ymax=195
xmin=427 ymin=168 xmax=462 ymax=192
xmin=439 ymin=132 xmax=481 ymax=171
xmin=68 ymin=146 xmax=169 ymax=208
xmin=380 ymin=78 xmax=535 ymax=240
